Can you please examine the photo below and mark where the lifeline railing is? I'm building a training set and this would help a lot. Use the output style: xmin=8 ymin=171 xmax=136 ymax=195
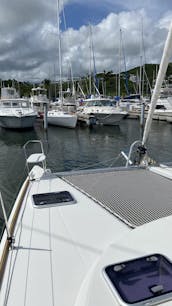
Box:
xmin=0 ymin=192 xmax=13 ymax=245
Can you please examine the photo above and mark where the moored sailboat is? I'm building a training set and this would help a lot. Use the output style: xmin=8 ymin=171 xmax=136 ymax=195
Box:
xmin=47 ymin=0 xmax=77 ymax=129
xmin=47 ymin=109 xmax=77 ymax=128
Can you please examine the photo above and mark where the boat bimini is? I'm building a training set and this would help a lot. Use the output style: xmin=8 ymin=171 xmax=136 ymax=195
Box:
xmin=1 ymin=22 xmax=172 ymax=306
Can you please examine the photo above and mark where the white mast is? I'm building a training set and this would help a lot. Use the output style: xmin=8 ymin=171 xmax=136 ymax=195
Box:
xmin=142 ymin=23 xmax=172 ymax=145
xmin=139 ymin=19 xmax=143 ymax=97
xmin=57 ymin=0 xmax=63 ymax=104
xmin=118 ymin=28 xmax=122 ymax=98
xmin=89 ymin=24 xmax=92 ymax=96
xmin=62 ymin=3 xmax=76 ymax=98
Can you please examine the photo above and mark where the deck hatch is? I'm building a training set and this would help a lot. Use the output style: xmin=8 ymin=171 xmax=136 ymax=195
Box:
xmin=104 ymin=254 xmax=172 ymax=305
xmin=32 ymin=191 xmax=76 ymax=208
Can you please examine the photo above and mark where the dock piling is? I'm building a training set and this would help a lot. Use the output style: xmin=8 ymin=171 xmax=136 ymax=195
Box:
xmin=43 ymin=103 xmax=48 ymax=130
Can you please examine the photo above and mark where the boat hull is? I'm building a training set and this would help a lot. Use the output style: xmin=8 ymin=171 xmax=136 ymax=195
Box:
xmin=0 ymin=115 xmax=37 ymax=129
xmin=47 ymin=113 xmax=77 ymax=128
xmin=93 ymin=112 xmax=127 ymax=125
xmin=140 ymin=110 xmax=172 ymax=122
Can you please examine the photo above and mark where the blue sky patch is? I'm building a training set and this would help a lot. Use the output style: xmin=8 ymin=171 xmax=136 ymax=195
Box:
xmin=62 ymin=2 xmax=121 ymax=30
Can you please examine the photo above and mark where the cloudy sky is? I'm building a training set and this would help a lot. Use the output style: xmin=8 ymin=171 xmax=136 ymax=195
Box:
xmin=0 ymin=0 xmax=172 ymax=81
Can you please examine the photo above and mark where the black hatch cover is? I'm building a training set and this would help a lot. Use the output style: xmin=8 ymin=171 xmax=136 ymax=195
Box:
xmin=32 ymin=191 xmax=76 ymax=208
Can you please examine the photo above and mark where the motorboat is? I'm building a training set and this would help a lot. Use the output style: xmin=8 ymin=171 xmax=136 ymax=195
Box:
xmin=47 ymin=109 xmax=77 ymax=128
xmin=143 ymin=78 xmax=172 ymax=121
xmin=77 ymin=98 xmax=127 ymax=126
xmin=0 ymin=87 xmax=37 ymax=129
xmin=120 ymin=93 xmax=172 ymax=122
xmin=144 ymin=98 xmax=172 ymax=121
xmin=1 ymin=86 xmax=19 ymax=99
xmin=1 ymin=18 xmax=172 ymax=306
xmin=120 ymin=94 xmax=141 ymax=109
xmin=30 ymin=87 xmax=49 ymax=118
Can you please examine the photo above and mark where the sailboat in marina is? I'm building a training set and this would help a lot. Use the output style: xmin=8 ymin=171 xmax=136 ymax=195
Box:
xmin=47 ymin=0 xmax=77 ymax=129
xmin=1 ymin=17 xmax=172 ymax=306
xmin=77 ymin=26 xmax=127 ymax=126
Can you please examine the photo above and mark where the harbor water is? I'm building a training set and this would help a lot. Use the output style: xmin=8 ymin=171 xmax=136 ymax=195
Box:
xmin=0 ymin=118 xmax=172 ymax=235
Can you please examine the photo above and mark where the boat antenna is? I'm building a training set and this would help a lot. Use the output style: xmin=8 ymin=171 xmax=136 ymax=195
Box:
xmin=142 ymin=22 xmax=172 ymax=147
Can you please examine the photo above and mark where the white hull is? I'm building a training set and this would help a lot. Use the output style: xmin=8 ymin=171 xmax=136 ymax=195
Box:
xmin=47 ymin=111 xmax=77 ymax=128
xmin=141 ymin=110 xmax=172 ymax=122
xmin=77 ymin=100 xmax=127 ymax=126
xmin=77 ymin=112 xmax=126 ymax=126
xmin=0 ymin=97 xmax=37 ymax=129
xmin=0 ymin=114 xmax=37 ymax=129
xmin=94 ymin=112 xmax=127 ymax=125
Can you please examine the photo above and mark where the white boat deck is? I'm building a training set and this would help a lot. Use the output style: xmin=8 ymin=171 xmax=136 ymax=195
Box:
xmin=0 ymin=169 xmax=129 ymax=306
xmin=1 ymin=166 xmax=172 ymax=305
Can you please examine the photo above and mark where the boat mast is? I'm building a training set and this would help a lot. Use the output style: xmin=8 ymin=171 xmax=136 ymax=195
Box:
xmin=118 ymin=28 xmax=122 ymax=99
xmin=139 ymin=20 xmax=143 ymax=98
xmin=121 ymin=28 xmax=129 ymax=95
xmin=89 ymin=24 xmax=92 ymax=96
xmin=62 ymin=3 xmax=76 ymax=99
xmin=57 ymin=0 xmax=63 ymax=104
xmin=142 ymin=23 xmax=172 ymax=145
xmin=90 ymin=26 xmax=99 ymax=96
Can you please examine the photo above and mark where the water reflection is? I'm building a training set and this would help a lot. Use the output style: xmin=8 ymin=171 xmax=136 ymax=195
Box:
xmin=0 ymin=128 xmax=38 ymax=147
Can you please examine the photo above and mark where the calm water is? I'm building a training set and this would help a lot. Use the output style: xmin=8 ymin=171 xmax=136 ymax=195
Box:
xmin=0 ymin=118 xmax=172 ymax=235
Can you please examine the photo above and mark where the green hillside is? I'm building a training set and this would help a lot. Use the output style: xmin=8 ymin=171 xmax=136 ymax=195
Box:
xmin=96 ymin=63 xmax=172 ymax=97
xmin=1 ymin=63 xmax=172 ymax=98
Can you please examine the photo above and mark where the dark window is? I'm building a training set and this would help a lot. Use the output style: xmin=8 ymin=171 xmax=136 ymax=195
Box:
xmin=155 ymin=105 xmax=166 ymax=110
xmin=104 ymin=254 xmax=172 ymax=304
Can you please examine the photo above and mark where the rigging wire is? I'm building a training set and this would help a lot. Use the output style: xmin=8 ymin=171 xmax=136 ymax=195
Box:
xmin=71 ymin=153 xmax=124 ymax=171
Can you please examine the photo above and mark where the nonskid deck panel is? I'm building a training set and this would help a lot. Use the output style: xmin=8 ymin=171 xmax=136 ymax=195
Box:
xmin=61 ymin=168 xmax=172 ymax=227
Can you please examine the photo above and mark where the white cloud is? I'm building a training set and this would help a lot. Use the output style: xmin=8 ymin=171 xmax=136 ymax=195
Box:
xmin=61 ymin=9 xmax=172 ymax=76
xmin=0 ymin=0 xmax=171 ymax=81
